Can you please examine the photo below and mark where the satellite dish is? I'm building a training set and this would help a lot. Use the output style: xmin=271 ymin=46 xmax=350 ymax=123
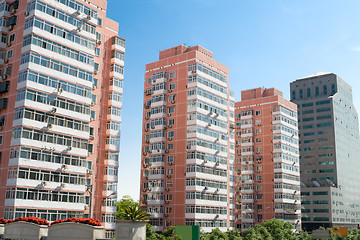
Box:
xmin=313 ymin=181 xmax=321 ymax=187
xmin=326 ymin=178 xmax=336 ymax=187
xmin=300 ymin=182 xmax=306 ymax=187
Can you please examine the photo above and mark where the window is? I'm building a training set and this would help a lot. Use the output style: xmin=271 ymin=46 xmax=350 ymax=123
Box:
xmin=1 ymin=33 xmax=6 ymax=43
xmin=9 ymin=33 xmax=15 ymax=43
xmin=169 ymin=83 xmax=175 ymax=90
xmin=168 ymin=131 xmax=174 ymax=138
xmin=307 ymin=88 xmax=311 ymax=97
xmin=323 ymin=85 xmax=327 ymax=95
xmin=299 ymin=89 xmax=303 ymax=99
xmin=167 ymin=143 xmax=174 ymax=150
xmin=0 ymin=135 xmax=2 ymax=144
xmin=168 ymin=119 xmax=174 ymax=126
xmin=167 ymin=156 xmax=174 ymax=164
xmin=291 ymin=90 xmax=296 ymax=100
xmin=95 ymin=48 xmax=100 ymax=56
xmin=169 ymin=72 xmax=176 ymax=79
xmin=316 ymin=86 xmax=319 ymax=96
xmin=331 ymin=84 xmax=336 ymax=94
xmin=255 ymin=111 xmax=261 ymax=116
xmin=6 ymin=49 xmax=13 ymax=59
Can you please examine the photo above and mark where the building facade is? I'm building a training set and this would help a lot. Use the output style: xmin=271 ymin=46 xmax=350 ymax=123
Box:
xmin=291 ymin=73 xmax=360 ymax=231
xmin=235 ymin=88 xmax=301 ymax=229
xmin=0 ymin=0 xmax=125 ymax=237
xmin=139 ymin=45 xmax=236 ymax=232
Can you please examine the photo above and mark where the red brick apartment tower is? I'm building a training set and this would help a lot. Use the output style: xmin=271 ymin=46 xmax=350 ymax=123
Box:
xmin=140 ymin=45 xmax=236 ymax=232
xmin=235 ymin=88 xmax=301 ymax=229
xmin=0 ymin=0 xmax=125 ymax=237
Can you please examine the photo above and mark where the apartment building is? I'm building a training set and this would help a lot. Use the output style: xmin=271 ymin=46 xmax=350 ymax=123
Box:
xmin=139 ymin=45 xmax=236 ymax=232
xmin=0 ymin=0 xmax=125 ymax=237
xmin=291 ymin=73 xmax=360 ymax=231
xmin=234 ymin=88 xmax=301 ymax=229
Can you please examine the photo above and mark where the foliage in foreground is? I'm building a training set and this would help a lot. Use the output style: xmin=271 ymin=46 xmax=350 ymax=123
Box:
xmin=146 ymin=224 xmax=182 ymax=240
xmin=199 ymin=219 xmax=360 ymax=240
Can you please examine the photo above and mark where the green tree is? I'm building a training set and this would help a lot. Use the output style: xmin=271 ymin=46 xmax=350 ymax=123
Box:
xmin=201 ymin=228 xmax=229 ymax=240
xmin=261 ymin=218 xmax=297 ymax=240
xmin=226 ymin=229 xmax=243 ymax=240
xmin=347 ymin=228 xmax=360 ymax=240
xmin=117 ymin=196 xmax=149 ymax=221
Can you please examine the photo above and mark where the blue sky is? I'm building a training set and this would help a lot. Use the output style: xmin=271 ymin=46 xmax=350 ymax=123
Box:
xmin=107 ymin=0 xmax=360 ymax=200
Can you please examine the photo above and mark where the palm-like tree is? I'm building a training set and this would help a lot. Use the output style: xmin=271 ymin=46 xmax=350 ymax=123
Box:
xmin=118 ymin=202 xmax=150 ymax=221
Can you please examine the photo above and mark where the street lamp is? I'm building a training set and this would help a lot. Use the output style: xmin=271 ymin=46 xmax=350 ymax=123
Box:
xmin=99 ymin=192 xmax=117 ymax=222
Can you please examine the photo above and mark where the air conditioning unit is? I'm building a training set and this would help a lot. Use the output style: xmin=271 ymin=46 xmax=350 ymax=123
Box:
xmin=169 ymin=78 xmax=172 ymax=82
xmin=167 ymin=175 xmax=171 ymax=179
xmin=96 ymin=40 xmax=102 ymax=45
xmin=94 ymin=70 xmax=98 ymax=75
xmin=41 ymin=181 xmax=47 ymax=186
xmin=165 ymin=188 xmax=169 ymax=192
xmin=207 ymin=123 xmax=211 ymax=127
xmin=168 ymin=125 xmax=172 ymax=128
xmin=215 ymin=214 xmax=219 ymax=218
xmin=168 ymin=137 xmax=172 ymax=141
xmin=24 ymin=11 xmax=29 ymax=16
xmin=60 ymin=183 xmax=65 ymax=188
xmin=58 ymin=88 xmax=63 ymax=93
xmin=186 ymin=145 xmax=191 ymax=149
xmin=165 ymin=201 xmax=169 ymax=204
xmin=165 ymin=149 xmax=169 ymax=153
xmin=168 ymin=162 xmax=172 ymax=166
xmin=145 ymin=116 xmax=149 ymax=120
xmin=67 ymin=146 xmax=72 ymax=151
xmin=77 ymin=26 xmax=82 ymax=32
xmin=145 ymin=139 xmax=149 ymax=143
xmin=51 ymin=107 xmax=57 ymax=113
xmin=204 ymin=160 xmax=207 ymax=163
xmin=0 ymin=127 xmax=3 ymax=131
xmin=171 ymin=100 xmax=175 ymax=104
xmin=91 ymin=102 xmax=95 ymax=106
xmin=87 ymin=169 xmax=93 ymax=175
xmin=4 ymin=59 xmax=8 ymax=63
xmin=164 ymin=213 xmax=168 ymax=217
xmin=90 ymin=136 xmax=94 ymax=140
xmin=168 ymin=89 xmax=172 ymax=93
xmin=215 ymin=162 xmax=220 ymax=166
xmin=8 ymin=25 xmax=13 ymax=31
xmin=151 ymin=125 xmax=155 ymax=129
xmin=87 ymin=15 xmax=91 ymax=20
xmin=90 ymin=117 xmax=94 ymax=121
xmin=145 ymin=128 xmax=149 ymax=132
xmin=61 ymin=164 xmax=67 ymax=170
xmin=76 ymin=10 xmax=81 ymax=15
xmin=168 ymin=113 xmax=171 ymax=116
xmin=47 ymin=123 xmax=52 ymax=129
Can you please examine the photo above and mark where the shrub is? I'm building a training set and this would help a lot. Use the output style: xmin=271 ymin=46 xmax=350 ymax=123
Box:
xmin=6 ymin=217 xmax=49 ymax=226
xmin=51 ymin=217 xmax=101 ymax=226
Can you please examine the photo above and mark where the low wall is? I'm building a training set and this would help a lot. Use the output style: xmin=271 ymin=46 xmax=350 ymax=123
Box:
xmin=3 ymin=222 xmax=48 ymax=240
xmin=115 ymin=220 xmax=146 ymax=240
xmin=48 ymin=222 xmax=105 ymax=240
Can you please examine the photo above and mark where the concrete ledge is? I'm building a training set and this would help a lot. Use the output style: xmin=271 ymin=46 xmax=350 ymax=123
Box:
xmin=115 ymin=220 xmax=147 ymax=240
xmin=48 ymin=222 xmax=105 ymax=240
xmin=4 ymin=222 xmax=48 ymax=240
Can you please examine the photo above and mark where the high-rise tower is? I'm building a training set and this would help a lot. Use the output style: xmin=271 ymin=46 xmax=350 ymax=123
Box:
xmin=140 ymin=45 xmax=236 ymax=232
xmin=234 ymin=88 xmax=301 ymax=229
xmin=0 ymin=0 xmax=124 ymax=237
xmin=291 ymin=73 xmax=360 ymax=231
